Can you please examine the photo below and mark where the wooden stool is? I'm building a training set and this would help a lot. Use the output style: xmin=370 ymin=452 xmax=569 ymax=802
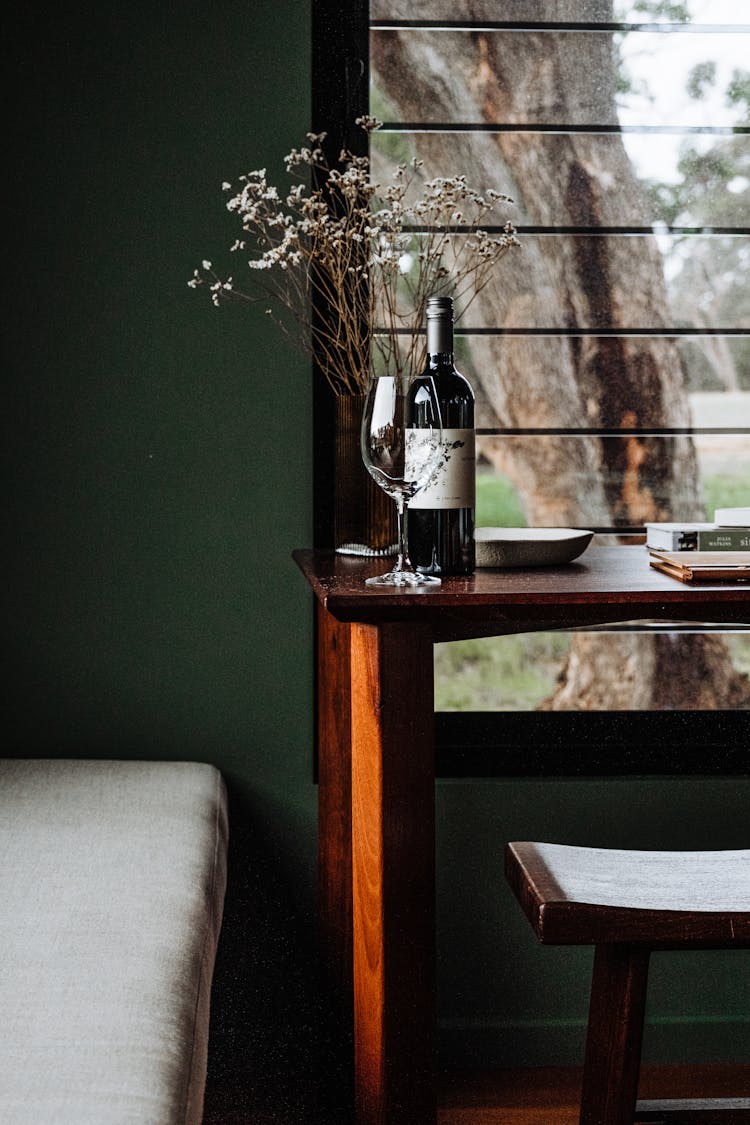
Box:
xmin=505 ymin=842 xmax=750 ymax=1125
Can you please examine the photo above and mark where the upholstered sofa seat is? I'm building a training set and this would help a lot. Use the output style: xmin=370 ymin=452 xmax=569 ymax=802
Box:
xmin=0 ymin=759 xmax=228 ymax=1125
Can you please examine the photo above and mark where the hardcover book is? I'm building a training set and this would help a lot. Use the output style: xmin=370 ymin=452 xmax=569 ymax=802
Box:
xmin=648 ymin=549 xmax=750 ymax=583
xmin=714 ymin=506 xmax=750 ymax=527
xmin=645 ymin=522 xmax=750 ymax=551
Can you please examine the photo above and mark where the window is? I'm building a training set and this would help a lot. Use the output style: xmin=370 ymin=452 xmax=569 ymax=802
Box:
xmin=313 ymin=1 xmax=750 ymax=770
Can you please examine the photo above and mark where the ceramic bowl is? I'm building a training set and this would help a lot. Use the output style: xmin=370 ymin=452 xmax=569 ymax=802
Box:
xmin=475 ymin=526 xmax=594 ymax=568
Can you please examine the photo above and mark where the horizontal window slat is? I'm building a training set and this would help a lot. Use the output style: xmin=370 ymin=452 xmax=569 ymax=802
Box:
xmin=396 ymin=328 xmax=750 ymax=337
xmin=378 ymin=122 xmax=749 ymax=135
xmin=370 ymin=1 xmax=750 ymax=30
xmin=499 ymin=228 xmax=749 ymax=236
xmin=476 ymin=427 xmax=748 ymax=437
xmin=385 ymin=226 xmax=750 ymax=237
xmin=474 ymin=424 xmax=750 ymax=442
xmin=372 ymin=21 xmax=750 ymax=34
xmin=474 ymin=425 xmax=750 ymax=446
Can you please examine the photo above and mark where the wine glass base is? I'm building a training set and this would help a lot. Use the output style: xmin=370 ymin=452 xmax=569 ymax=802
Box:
xmin=365 ymin=570 xmax=441 ymax=587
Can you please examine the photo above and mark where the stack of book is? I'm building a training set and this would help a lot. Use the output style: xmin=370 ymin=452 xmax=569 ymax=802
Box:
xmin=645 ymin=507 xmax=750 ymax=583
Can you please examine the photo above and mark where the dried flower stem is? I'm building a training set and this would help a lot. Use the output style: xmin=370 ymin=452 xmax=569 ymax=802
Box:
xmin=190 ymin=117 xmax=520 ymax=395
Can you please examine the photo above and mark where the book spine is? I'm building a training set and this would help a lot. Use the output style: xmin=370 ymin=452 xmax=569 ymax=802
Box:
xmin=646 ymin=529 xmax=695 ymax=550
xmin=696 ymin=528 xmax=750 ymax=550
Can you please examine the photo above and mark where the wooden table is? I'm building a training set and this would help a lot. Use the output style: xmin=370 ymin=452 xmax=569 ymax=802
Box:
xmin=293 ymin=546 xmax=749 ymax=1125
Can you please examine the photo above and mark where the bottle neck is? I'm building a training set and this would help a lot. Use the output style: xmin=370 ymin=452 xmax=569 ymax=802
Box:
xmin=426 ymin=316 xmax=454 ymax=360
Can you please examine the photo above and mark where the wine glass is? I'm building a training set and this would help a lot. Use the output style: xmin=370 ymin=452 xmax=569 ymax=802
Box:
xmin=360 ymin=372 xmax=443 ymax=587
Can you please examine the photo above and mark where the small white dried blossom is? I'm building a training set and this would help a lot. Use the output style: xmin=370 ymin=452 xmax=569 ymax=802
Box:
xmin=354 ymin=114 xmax=382 ymax=133
xmin=190 ymin=116 xmax=519 ymax=394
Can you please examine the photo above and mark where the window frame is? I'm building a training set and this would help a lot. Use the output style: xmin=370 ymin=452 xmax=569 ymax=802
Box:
xmin=311 ymin=0 xmax=750 ymax=778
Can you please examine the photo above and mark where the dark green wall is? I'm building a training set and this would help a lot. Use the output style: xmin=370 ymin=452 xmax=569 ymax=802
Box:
xmin=437 ymin=777 xmax=749 ymax=1066
xmin=6 ymin=0 xmax=317 ymax=893
xmin=5 ymin=1 xmax=748 ymax=1077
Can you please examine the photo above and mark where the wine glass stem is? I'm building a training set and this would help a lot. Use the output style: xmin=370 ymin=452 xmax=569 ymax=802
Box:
xmin=396 ymin=496 xmax=411 ymax=574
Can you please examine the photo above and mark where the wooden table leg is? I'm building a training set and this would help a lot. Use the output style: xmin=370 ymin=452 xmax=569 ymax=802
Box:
xmin=317 ymin=603 xmax=354 ymax=1011
xmin=316 ymin=602 xmax=359 ymax=1125
xmin=350 ymin=620 xmax=437 ymax=1125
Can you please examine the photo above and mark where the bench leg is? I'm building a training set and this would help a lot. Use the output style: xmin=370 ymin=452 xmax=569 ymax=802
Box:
xmin=579 ymin=944 xmax=651 ymax=1125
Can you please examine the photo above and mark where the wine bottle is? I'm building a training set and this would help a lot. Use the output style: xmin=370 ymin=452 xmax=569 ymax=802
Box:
xmin=407 ymin=296 xmax=476 ymax=575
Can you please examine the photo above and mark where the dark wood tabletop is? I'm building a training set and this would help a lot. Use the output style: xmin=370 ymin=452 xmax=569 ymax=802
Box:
xmin=293 ymin=545 xmax=750 ymax=641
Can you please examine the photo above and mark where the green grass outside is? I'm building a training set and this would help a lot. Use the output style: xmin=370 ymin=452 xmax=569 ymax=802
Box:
xmin=476 ymin=467 xmax=749 ymax=530
xmin=701 ymin=473 xmax=750 ymax=516
xmin=435 ymin=631 xmax=571 ymax=711
xmin=476 ymin=470 xmax=527 ymax=527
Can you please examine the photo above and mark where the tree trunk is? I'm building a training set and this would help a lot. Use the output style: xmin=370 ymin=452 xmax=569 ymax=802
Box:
xmin=371 ymin=2 xmax=749 ymax=710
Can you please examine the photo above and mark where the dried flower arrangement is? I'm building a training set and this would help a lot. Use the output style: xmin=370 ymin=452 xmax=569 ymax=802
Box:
xmin=189 ymin=116 xmax=519 ymax=395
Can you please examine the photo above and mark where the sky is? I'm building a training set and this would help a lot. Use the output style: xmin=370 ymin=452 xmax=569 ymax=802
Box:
xmin=618 ymin=1 xmax=748 ymax=183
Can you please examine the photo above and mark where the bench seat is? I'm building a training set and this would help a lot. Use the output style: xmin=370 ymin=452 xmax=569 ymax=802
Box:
xmin=0 ymin=759 xmax=228 ymax=1125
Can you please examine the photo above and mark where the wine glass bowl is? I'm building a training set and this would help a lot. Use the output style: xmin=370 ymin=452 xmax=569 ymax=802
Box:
xmin=360 ymin=374 xmax=443 ymax=586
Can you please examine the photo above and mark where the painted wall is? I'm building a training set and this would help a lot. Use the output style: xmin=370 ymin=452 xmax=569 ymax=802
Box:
xmin=5 ymin=0 xmax=747 ymax=1084
xmin=6 ymin=0 xmax=317 ymax=888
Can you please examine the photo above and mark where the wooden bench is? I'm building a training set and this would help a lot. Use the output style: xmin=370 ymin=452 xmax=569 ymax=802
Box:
xmin=0 ymin=759 xmax=228 ymax=1125
xmin=505 ymin=841 xmax=750 ymax=1125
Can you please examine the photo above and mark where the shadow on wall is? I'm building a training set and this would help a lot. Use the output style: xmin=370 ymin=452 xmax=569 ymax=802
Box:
xmin=203 ymin=793 xmax=352 ymax=1125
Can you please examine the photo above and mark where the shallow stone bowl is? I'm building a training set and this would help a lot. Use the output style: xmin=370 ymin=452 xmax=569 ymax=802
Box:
xmin=475 ymin=526 xmax=594 ymax=568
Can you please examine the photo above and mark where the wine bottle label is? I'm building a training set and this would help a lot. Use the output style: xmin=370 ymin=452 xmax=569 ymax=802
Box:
xmin=404 ymin=428 xmax=443 ymax=495
xmin=410 ymin=428 xmax=476 ymax=510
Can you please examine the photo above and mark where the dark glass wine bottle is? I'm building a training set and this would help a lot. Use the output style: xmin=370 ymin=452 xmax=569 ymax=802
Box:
xmin=407 ymin=296 xmax=476 ymax=575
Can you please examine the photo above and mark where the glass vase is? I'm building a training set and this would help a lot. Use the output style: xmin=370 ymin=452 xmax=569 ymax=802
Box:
xmin=334 ymin=393 xmax=398 ymax=556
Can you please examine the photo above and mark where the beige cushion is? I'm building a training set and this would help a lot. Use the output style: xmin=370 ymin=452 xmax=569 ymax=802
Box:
xmin=0 ymin=759 xmax=228 ymax=1124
